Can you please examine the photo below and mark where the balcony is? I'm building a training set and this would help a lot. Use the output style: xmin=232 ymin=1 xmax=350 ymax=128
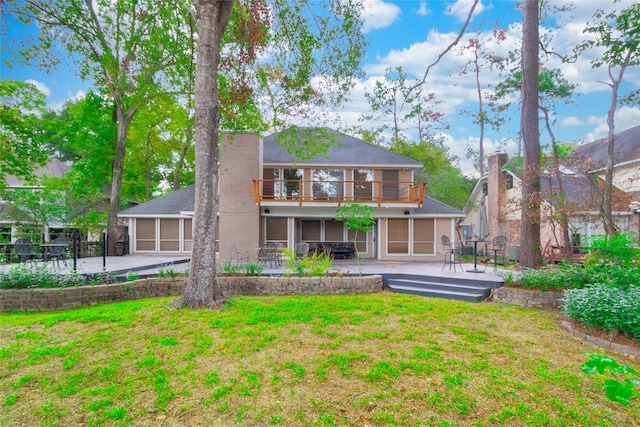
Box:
xmin=252 ymin=179 xmax=426 ymax=207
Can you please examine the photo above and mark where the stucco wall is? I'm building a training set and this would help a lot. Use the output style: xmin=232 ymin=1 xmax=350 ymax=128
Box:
xmin=0 ymin=275 xmax=384 ymax=312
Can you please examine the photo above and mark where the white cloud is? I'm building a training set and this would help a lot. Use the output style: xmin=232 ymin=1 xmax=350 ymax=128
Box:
xmin=584 ymin=107 xmax=640 ymax=142
xmin=560 ymin=116 xmax=584 ymax=127
xmin=361 ymin=0 xmax=401 ymax=32
xmin=48 ymin=90 xmax=86 ymax=112
xmin=416 ymin=1 xmax=431 ymax=17
xmin=25 ymin=79 xmax=51 ymax=98
xmin=444 ymin=0 xmax=485 ymax=22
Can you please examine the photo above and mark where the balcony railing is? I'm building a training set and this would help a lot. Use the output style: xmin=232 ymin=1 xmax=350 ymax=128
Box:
xmin=252 ymin=179 xmax=426 ymax=207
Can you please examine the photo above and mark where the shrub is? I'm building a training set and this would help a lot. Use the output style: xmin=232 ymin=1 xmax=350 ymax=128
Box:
xmin=0 ymin=262 xmax=85 ymax=289
xmin=503 ymin=263 xmax=592 ymax=291
xmin=562 ymin=283 xmax=640 ymax=341
xmin=504 ymin=263 xmax=640 ymax=292
xmin=218 ymin=261 xmax=263 ymax=276
xmin=583 ymin=232 xmax=640 ymax=268
xmin=283 ymin=249 xmax=337 ymax=277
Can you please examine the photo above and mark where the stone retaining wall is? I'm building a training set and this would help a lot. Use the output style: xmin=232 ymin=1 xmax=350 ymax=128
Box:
xmin=492 ymin=286 xmax=563 ymax=308
xmin=0 ymin=275 xmax=383 ymax=312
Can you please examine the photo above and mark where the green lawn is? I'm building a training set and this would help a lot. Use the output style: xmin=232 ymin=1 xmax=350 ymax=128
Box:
xmin=1 ymin=293 xmax=638 ymax=426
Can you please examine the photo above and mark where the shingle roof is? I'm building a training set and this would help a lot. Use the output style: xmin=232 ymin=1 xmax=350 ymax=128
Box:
xmin=263 ymin=127 xmax=423 ymax=169
xmin=118 ymin=185 xmax=195 ymax=216
xmin=572 ymin=125 xmax=640 ymax=169
xmin=415 ymin=196 xmax=465 ymax=216
xmin=5 ymin=159 xmax=70 ymax=187
xmin=540 ymin=173 xmax=632 ymax=211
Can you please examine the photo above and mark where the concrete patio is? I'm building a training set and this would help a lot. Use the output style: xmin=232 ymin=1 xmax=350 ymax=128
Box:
xmin=1 ymin=254 xmax=507 ymax=283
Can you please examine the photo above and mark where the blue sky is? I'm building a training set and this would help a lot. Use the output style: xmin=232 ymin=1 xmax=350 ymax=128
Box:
xmin=2 ymin=0 xmax=639 ymax=176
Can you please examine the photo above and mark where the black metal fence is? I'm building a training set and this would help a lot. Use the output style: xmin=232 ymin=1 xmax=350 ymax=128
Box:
xmin=1 ymin=241 xmax=128 ymax=265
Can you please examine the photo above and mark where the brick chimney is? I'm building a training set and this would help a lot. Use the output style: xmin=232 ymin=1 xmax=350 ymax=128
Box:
xmin=487 ymin=152 xmax=508 ymax=238
xmin=219 ymin=133 xmax=261 ymax=261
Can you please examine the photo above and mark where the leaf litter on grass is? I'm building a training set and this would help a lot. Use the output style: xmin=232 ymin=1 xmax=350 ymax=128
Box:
xmin=0 ymin=293 xmax=638 ymax=426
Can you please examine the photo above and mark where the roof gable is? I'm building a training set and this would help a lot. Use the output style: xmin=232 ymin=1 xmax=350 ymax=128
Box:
xmin=263 ymin=127 xmax=423 ymax=169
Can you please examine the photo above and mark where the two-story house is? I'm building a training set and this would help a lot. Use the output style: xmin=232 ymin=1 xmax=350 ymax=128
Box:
xmin=118 ymin=128 xmax=465 ymax=261
xmin=461 ymin=125 xmax=640 ymax=261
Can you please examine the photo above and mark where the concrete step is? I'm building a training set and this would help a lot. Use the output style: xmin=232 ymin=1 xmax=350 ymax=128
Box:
xmin=384 ymin=274 xmax=502 ymax=302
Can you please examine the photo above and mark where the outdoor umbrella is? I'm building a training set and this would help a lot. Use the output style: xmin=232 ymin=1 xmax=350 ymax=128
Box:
xmin=476 ymin=196 xmax=489 ymax=240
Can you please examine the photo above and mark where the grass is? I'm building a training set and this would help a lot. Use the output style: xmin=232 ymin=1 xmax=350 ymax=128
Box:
xmin=1 ymin=293 xmax=638 ymax=426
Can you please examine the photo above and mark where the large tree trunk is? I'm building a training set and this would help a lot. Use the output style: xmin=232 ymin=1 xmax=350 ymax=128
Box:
xmin=107 ymin=102 xmax=136 ymax=256
xmin=172 ymin=0 xmax=233 ymax=309
xmin=519 ymin=0 xmax=541 ymax=268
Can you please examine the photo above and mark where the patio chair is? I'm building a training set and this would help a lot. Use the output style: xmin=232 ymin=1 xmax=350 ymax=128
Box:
xmin=295 ymin=242 xmax=309 ymax=259
xmin=485 ymin=235 xmax=508 ymax=271
xmin=258 ymin=243 xmax=282 ymax=268
xmin=48 ymin=238 xmax=68 ymax=267
xmin=441 ymin=235 xmax=463 ymax=272
xmin=227 ymin=242 xmax=249 ymax=265
xmin=14 ymin=238 xmax=38 ymax=263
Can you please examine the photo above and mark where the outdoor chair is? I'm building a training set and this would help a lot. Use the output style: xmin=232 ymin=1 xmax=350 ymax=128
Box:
xmin=14 ymin=238 xmax=38 ymax=263
xmin=485 ymin=235 xmax=508 ymax=271
xmin=441 ymin=235 xmax=463 ymax=272
xmin=258 ymin=242 xmax=283 ymax=268
xmin=295 ymin=242 xmax=309 ymax=259
xmin=48 ymin=238 xmax=68 ymax=267
xmin=227 ymin=242 xmax=249 ymax=265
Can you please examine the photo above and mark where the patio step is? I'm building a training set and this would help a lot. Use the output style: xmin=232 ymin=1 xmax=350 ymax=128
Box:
xmin=383 ymin=274 xmax=503 ymax=302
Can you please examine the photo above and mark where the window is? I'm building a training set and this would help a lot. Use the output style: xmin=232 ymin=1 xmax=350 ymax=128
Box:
xmin=183 ymin=219 xmax=193 ymax=252
xmin=263 ymin=168 xmax=302 ymax=199
xmin=301 ymin=220 xmax=321 ymax=241
xmin=348 ymin=228 xmax=368 ymax=253
xmin=325 ymin=220 xmax=344 ymax=241
xmin=482 ymin=182 xmax=488 ymax=196
xmin=413 ymin=219 xmax=435 ymax=254
xmin=353 ymin=169 xmax=373 ymax=201
xmin=159 ymin=219 xmax=179 ymax=251
xmin=506 ymin=174 xmax=513 ymax=190
xmin=136 ymin=219 xmax=156 ymax=251
xmin=312 ymin=169 xmax=344 ymax=200
xmin=388 ymin=218 xmax=409 ymax=254
xmin=282 ymin=169 xmax=303 ymax=199
xmin=266 ymin=217 xmax=287 ymax=245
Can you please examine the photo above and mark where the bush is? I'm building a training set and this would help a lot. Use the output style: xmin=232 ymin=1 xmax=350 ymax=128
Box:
xmin=562 ymin=283 xmax=640 ymax=341
xmin=504 ymin=262 xmax=640 ymax=292
xmin=584 ymin=232 xmax=640 ymax=268
xmin=0 ymin=262 xmax=85 ymax=289
xmin=503 ymin=263 xmax=592 ymax=291
xmin=283 ymin=249 xmax=337 ymax=277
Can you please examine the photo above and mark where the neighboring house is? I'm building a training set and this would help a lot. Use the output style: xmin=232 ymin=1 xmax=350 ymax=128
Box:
xmin=0 ymin=159 xmax=71 ymax=243
xmin=461 ymin=125 xmax=640 ymax=261
xmin=118 ymin=129 xmax=465 ymax=261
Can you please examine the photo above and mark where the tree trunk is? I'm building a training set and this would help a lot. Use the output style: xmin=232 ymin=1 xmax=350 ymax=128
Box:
xmin=519 ymin=0 xmax=541 ymax=268
xmin=542 ymin=107 xmax=571 ymax=261
xmin=172 ymin=0 xmax=233 ymax=309
xmin=107 ymin=102 xmax=136 ymax=256
xmin=173 ymin=127 xmax=192 ymax=191
xmin=475 ymin=55 xmax=485 ymax=175
xmin=601 ymin=62 xmax=627 ymax=236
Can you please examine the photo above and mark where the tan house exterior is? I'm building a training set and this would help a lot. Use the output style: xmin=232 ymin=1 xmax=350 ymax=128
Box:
xmin=461 ymin=125 xmax=640 ymax=261
xmin=118 ymin=129 xmax=465 ymax=261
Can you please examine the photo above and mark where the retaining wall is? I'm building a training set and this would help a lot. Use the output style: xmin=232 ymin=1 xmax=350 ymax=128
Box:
xmin=492 ymin=286 xmax=563 ymax=308
xmin=0 ymin=275 xmax=383 ymax=312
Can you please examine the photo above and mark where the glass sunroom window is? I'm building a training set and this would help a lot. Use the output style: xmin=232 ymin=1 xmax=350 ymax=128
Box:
xmin=312 ymin=169 xmax=344 ymax=200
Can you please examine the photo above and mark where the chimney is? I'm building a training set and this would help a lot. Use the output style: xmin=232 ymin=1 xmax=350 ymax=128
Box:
xmin=487 ymin=152 xmax=508 ymax=237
